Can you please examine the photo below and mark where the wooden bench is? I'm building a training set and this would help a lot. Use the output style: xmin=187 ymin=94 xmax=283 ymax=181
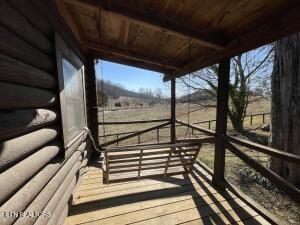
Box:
xmin=102 ymin=142 xmax=202 ymax=184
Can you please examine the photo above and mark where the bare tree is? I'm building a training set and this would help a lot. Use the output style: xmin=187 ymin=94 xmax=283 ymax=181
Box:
xmin=180 ymin=45 xmax=273 ymax=132
xmin=155 ymin=88 xmax=163 ymax=102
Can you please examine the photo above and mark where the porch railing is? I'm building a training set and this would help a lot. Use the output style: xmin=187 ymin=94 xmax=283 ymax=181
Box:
xmin=99 ymin=117 xmax=300 ymax=204
xmin=176 ymin=120 xmax=300 ymax=204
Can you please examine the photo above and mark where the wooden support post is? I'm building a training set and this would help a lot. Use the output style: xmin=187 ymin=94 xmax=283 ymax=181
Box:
xmin=208 ymin=121 xmax=211 ymax=130
xmin=138 ymin=134 xmax=141 ymax=144
xmin=116 ymin=134 xmax=119 ymax=146
xmin=250 ymin=115 xmax=253 ymax=125
xmin=86 ymin=56 xmax=100 ymax=151
xmin=212 ymin=59 xmax=230 ymax=189
xmin=263 ymin=114 xmax=265 ymax=123
xmin=170 ymin=79 xmax=176 ymax=143
xmin=156 ymin=128 xmax=159 ymax=143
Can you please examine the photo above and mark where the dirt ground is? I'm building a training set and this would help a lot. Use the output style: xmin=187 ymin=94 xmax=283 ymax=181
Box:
xmin=98 ymin=99 xmax=300 ymax=224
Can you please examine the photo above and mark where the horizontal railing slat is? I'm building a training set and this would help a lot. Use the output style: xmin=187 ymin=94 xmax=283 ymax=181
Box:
xmin=108 ymin=150 xmax=170 ymax=160
xmin=109 ymin=156 xmax=170 ymax=164
xmin=98 ymin=118 xmax=170 ymax=125
xmin=176 ymin=137 xmax=215 ymax=144
xmin=176 ymin=119 xmax=215 ymax=136
xmin=104 ymin=141 xmax=203 ymax=152
xmin=226 ymin=135 xmax=300 ymax=164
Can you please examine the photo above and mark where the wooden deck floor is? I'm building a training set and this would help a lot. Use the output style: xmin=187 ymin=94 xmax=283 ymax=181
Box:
xmin=64 ymin=159 xmax=272 ymax=225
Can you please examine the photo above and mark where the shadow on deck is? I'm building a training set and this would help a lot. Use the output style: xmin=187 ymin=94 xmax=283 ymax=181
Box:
xmin=64 ymin=159 xmax=272 ymax=225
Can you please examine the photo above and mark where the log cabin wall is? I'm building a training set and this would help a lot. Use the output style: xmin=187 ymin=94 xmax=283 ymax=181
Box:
xmin=0 ymin=1 xmax=94 ymax=224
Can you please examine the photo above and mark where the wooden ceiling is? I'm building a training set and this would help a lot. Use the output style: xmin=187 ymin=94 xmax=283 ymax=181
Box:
xmin=55 ymin=0 xmax=300 ymax=81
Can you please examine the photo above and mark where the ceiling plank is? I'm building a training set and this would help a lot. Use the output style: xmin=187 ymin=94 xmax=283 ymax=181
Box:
xmin=83 ymin=41 xmax=182 ymax=70
xmin=61 ymin=0 xmax=226 ymax=50
xmin=164 ymin=3 xmax=300 ymax=81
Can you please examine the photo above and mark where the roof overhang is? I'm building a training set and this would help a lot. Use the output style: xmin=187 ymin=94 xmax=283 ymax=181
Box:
xmin=54 ymin=0 xmax=300 ymax=81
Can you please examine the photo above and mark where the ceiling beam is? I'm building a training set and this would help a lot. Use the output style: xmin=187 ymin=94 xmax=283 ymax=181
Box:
xmin=164 ymin=4 xmax=300 ymax=81
xmin=83 ymin=41 xmax=182 ymax=71
xmin=62 ymin=0 xmax=226 ymax=50
xmin=89 ymin=48 xmax=174 ymax=74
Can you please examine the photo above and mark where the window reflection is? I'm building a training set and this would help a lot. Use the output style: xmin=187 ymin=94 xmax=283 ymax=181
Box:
xmin=62 ymin=58 xmax=85 ymax=141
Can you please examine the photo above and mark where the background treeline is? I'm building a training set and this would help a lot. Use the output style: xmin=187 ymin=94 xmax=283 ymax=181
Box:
xmin=96 ymin=79 xmax=167 ymax=108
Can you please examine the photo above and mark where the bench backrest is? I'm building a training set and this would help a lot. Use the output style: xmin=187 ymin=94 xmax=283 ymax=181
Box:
xmin=103 ymin=142 xmax=202 ymax=184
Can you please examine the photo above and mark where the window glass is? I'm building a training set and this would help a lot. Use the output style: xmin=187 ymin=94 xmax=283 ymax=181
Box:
xmin=62 ymin=58 xmax=86 ymax=145
xmin=56 ymin=33 xmax=86 ymax=149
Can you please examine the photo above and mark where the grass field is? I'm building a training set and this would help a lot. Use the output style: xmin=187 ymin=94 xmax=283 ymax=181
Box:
xmin=99 ymin=98 xmax=271 ymax=139
xmin=98 ymin=98 xmax=300 ymax=224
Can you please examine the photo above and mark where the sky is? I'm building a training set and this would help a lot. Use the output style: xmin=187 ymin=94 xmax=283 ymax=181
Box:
xmin=95 ymin=61 xmax=179 ymax=97
xmin=94 ymin=44 xmax=272 ymax=98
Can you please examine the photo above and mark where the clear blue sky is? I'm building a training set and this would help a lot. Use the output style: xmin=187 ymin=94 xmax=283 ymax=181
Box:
xmin=94 ymin=46 xmax=272 ymax=98
xmin=95 ymin=61 xmax=178 ymax=97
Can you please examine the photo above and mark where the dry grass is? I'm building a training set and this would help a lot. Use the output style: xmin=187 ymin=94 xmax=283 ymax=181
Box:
xmin=98 ymin=98 xmax=300 ymax=224
xmin=99 ymin=98 xmax=271 ymax=135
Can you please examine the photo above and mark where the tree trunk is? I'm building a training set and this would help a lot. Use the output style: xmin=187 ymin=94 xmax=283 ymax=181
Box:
xmin=228 ymin=86 xmax=247 ymax=132
xmin=230 ymin=117 xmax=244 ymax=132
xmin=269 ymin=33 xmax=300 ymax=185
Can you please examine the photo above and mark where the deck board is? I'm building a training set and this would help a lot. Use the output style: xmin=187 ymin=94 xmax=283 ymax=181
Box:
xmin=64 ymin=159 xmax=272 ymax=225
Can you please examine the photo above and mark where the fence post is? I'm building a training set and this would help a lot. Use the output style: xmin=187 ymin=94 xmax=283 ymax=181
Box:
xmin=263 ymin=114 xmax=265 ymax=123
xmin=157 ymin=128 xmax=159 ymax=143
xmin=138 ymin=134 xmax=141 ymax=144
xmin=250 ymin=115 xmax=253 ymax=125
xmin=116 ymin=134 xmax=119 ymax=146
xmin=208 ymin=121 xmax=211 ymax=130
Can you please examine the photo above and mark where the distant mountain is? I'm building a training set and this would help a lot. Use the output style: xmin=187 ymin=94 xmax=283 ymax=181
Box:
xmin=178 ymin=89 xmax=212 ymax=102
xmin=96 ymin=79 xmax=212 ymax=103
xmin=97 ymin=79 xmax=142 ymax=99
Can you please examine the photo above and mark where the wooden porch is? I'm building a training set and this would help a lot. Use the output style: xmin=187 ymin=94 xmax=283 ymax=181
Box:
xmin=63 ymin=116 xmax=300 ymax=225
xmin=64 ymin=159 xmax=273 ymax=225
xmin=0 ymin=1 xmax=300 ymax=225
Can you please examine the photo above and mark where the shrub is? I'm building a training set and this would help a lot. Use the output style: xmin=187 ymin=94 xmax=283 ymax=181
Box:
xmin=148 ymin=101 xmax=155 ymax=106
xmin=239 ymin=167 xmax=279 ymax=192
xmin=115 ymin=102 xmax=122 ymax=107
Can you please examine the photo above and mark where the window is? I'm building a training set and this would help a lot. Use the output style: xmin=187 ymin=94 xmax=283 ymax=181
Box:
xmin=56 ymin=34 xmax=87 ymax=148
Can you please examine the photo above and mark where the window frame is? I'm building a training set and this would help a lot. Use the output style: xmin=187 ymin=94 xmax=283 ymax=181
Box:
xmin=55 ymin=33 xmax=87 ymax=149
